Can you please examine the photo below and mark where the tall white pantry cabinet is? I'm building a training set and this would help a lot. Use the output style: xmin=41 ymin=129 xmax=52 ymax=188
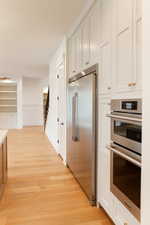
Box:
xmin=67 ymin=0 xmax=142 ymax=225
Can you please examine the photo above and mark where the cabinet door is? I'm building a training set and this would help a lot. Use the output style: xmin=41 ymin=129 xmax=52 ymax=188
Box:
xmin=68 ymin=38 xmax=74 ymax=78
xmin=116 ymin=0 xmax=132 ymax=33
xmin=90 ymin=2 xmax=100 ymax=65
xmin=100 ymin=0 xmax=112 ymax=44
xmin=133 ymin=0 xmax=142 ymax=91
xmin=133 ymin=18 xmax=142 ymax=91
xmin=99 ymin=43 xmax=112 ymax=95
xmin=115 ymin=28 xmax=133 ymax=92
xmin=75 ymin=29 xmax=82 ymax=73
xmin=136 ymin=0 xmax=142 ymax=20
xmin=97 ymin=98 xmax=113 ymax=215
xmin=98 ymin=98 xmax=111 ymax=149
xmin=2 ymin=137 xmax=7 ymax=184
xmin=82 ymin=17 xmax=90 ymax=69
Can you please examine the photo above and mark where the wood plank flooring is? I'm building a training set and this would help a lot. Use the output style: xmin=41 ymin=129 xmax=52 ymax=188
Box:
xmin=0 ymin=127 xmax=113 ymax=225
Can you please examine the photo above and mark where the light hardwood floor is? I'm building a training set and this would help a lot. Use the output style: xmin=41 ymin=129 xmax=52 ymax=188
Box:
xmin=0 ymin=127 xmax=114 ymax=225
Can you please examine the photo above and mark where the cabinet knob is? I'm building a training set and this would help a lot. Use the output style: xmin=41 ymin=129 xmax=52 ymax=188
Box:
xmin=86 ymin=62 xmax=89 ymax=65
xmin=72 ymin=70 xmax=76 ymax=73
xmin=107 ymin=86 xmax=111 ymax=90
xmin=128 ymin=83 xmax=132 ymax=87
xmin=132 ymin=82 xmax=136 ymax=86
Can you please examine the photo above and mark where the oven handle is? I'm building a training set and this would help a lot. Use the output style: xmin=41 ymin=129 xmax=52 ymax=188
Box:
xmin=106 ymin=114 xmax=142 ymax=122
xmin=107 ymin=145 xmax=141 ymax=167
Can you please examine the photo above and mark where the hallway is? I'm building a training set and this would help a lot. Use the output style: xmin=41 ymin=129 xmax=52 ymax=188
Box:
xmin=0 ymin=127 xmax=113 ymax=225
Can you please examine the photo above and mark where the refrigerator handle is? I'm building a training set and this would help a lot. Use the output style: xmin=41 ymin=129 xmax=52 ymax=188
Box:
xmin=72 ymin=93 xmax=79 ymax=142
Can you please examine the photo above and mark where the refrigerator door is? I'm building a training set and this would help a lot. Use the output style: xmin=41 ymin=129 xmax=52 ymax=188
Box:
xmin=67 ymin=73 xmax=96 ymax=204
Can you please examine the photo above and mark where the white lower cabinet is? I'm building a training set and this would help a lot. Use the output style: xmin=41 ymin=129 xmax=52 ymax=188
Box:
xmin=114 ymin=197 xmax=140 ymax=225
xmin=97 ymin=97 xmax=140 ymax=225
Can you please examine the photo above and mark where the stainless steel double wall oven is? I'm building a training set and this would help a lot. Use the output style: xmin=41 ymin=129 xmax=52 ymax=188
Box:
xmin=108 ymin=99 xmax=142 ymax=221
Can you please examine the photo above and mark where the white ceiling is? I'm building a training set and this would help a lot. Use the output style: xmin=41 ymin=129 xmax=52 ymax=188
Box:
xmin=0 ymin=0 xmax=87 ymax=79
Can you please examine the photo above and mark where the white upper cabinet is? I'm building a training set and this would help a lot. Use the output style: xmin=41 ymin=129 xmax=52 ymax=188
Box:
xmin=99 ymin=0 xmax=113 ymax=95
xmin=113 ymin=0 xmax=142 ymax=94
xmin=89 ymin=1 xmax=100 ymax=65
xmin=136 ymin=0 xmax=142 ymax=20
xmin=133 ymin=0 xmax=142 ymax=91
xmin=68 ymin=28 xmax=82 ymax=77
xmin=115 ymin=0 xmax=133 ymax=92
xmin=82 ymin=16 xmax=91 ymax=69
xmin=99 ymin=43 xmax=112 ymax=95
xmin=117 ymin=0 xmax=132 ymax=33
xmin=100 ymin=0 xmax=112 ymax=44
xmin=115 ymin=28 xmax=133 ymax=92
xmin=68 ymin=39 xmax=72 ymax=78
xmin=134 ymin=18 xmax=142 ymax=90
xmin=68 ymin=2 xmax=101 ymax=76
xmin=76 ymin=29 xmax=82 ymax=73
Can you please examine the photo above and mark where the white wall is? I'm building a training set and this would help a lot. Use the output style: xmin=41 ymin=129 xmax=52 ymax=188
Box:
xmin=46 ymin=39 xmax=67 ymax=154
xmin=142 ymin=1 xmax=150 ymax=225
xmin=22 ymin=77 xmax=43 ymax=126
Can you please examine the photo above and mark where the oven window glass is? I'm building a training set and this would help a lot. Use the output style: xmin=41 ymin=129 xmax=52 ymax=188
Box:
xmin=113 ymin=152 xmax=141 ymax=208
xmin=114 ymin=121 xmax=141 ymax=143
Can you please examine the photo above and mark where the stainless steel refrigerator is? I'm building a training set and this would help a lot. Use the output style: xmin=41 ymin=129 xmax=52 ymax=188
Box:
xmin=67 ymin=65 xmax=97 ymax=205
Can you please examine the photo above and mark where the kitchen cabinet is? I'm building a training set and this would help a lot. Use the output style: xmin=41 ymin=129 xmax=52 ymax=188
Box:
xmin=98 ymin=97 xmax=111 ymax=148
xmin=100 ymin=0 xmax=112 ymax=44
xmin=82 ymin=2 xmax=100 ymax=69
xmin=133 ymin=0 xmax=142 ymax=91
xmin=82 ymin=16 xmax=91 ymax=70
xmin=116 ymin=0 xmax=132 ymax=33
xmin=68 ymin=29 xmax=82 ymax=77
xmin=68 ymin=2 xmax=100 ymax=77
xmin=133 ymin=18 xmax=142 ymax=91
xmin=68 ymin=36 xmax=76 ymax=78
xmin=99 ymin=0 xmax=113 ymax=95
xmin=89 ymin=1 xmax=100 ymax=65
xmin=99 ymin=43 xmax=112 ymax=95
xmin=113 ymin=0 xmax=142 ymax=94
xmin=114 ymin=0 xmax=133 ymax=92
xmin=136 ymin=0 xmax=142 ymax=20
xmin=115 ymin=28 xmax=133 ymax=92
xmin=97 ymin=97 xmax=112 ymax=213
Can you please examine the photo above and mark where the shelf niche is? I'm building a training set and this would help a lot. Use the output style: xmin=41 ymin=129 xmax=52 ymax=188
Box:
xmin=0 ymin=82 xmax=17 ymax=113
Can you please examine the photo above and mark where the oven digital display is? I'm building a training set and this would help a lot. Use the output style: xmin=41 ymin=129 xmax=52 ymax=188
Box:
xmin=122 ymin=101 xmax=137 ymax=110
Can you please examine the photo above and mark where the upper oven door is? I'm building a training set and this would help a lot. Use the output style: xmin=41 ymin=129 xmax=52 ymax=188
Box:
xmin=111 ymin=116 xmax=142 ymax=155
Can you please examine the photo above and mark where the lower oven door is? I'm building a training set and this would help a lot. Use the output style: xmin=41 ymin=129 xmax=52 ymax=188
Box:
xmin=111 ymin=116 xmax=141 ymax=155
xmin=109 ymin=146 xmax=141 ymax=221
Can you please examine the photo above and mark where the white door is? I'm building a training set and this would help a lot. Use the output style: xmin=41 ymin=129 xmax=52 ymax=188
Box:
xmin=57 ymin=60 xmax=66 ymax=161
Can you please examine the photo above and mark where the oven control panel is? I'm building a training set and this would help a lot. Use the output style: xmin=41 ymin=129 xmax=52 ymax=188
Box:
xmin=122 ymin=101 xmax=137 ymax=110
xmin=111 ymin=99 xmax=142 ymax=114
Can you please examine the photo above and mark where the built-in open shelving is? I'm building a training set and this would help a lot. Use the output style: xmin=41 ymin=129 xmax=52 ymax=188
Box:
xmin=0 ymin=82 xmax=17 ymax=112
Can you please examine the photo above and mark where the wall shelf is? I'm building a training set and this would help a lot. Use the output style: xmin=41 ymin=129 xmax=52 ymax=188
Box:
xmin=0 ymin=83 xmax=17 ymax=113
